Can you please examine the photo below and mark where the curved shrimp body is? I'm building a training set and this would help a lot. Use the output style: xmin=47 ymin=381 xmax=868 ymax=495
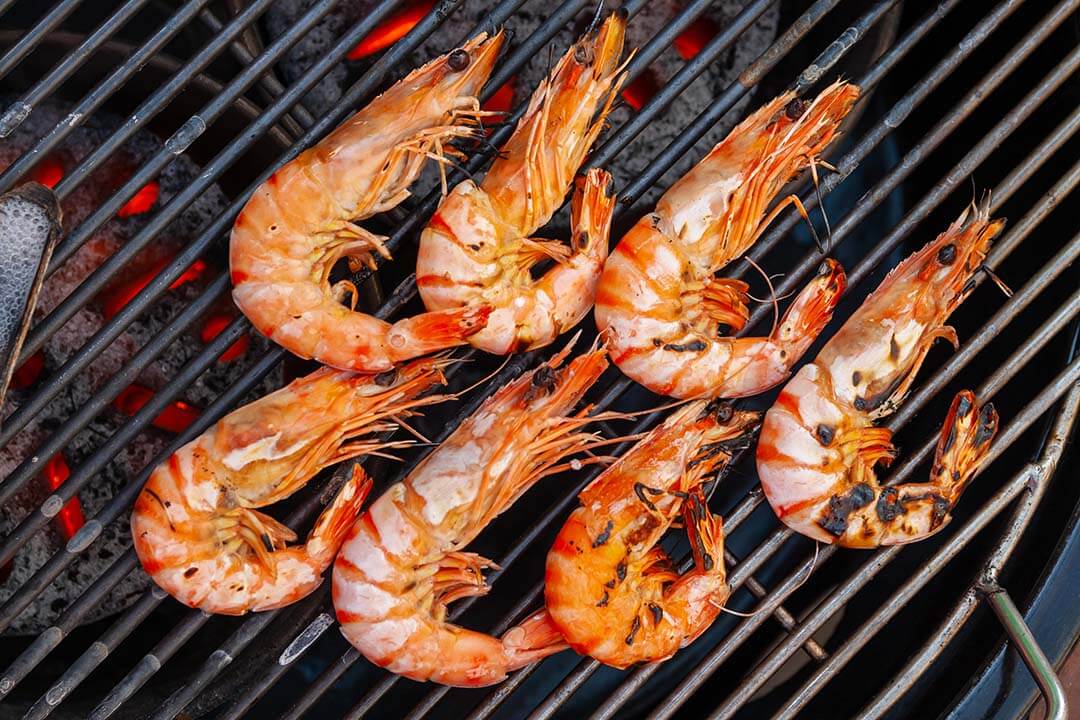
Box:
xmin=416 ymin=13 xmax=628 ymax=354
xmin=131 ymin=358 xmax=449 ymax=614
xmin=758 ymin=202 xmax=1004 ymax=547
xmin=595 ymin=81 xmax=860 ymax=399
xmin=545 ymin=401 xmax=761 ymax=668
xmin=333 ymin=342 xmax=612 ymax=686
xmin=230 ymin=32 xmax=505 ymax=372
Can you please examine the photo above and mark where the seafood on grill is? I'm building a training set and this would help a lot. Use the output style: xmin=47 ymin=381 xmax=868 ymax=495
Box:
xmin=230 ymin=32 xmax=505 ymax=372
xmin=417 ymin=12 xmax=628 ymax=355
xmin=545 ymin=399 xmax=760 ymax=668
xmin=131 ymin=358 xmax=450 ymax=614
xmin=757 ymin=201 xmax=1003 ymax=547
xmin=333 ymin=340 xmax=616 ymax=686
xmin=595 ymin=80 xmax=860 ymax=399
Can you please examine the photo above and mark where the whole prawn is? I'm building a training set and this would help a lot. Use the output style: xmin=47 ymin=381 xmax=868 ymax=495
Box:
xmin=595 ymin=81 xmax=860 ymax=399
xmin=545 ymin=400 xmax=760 ymax=668
xmin=230 ymin=32 xmax=504 ymax=372
xmin=416 ymin=12 xmax=628 ymax=354
xmin=757 ymin=200 xmax=1003 ymax=547
xmin=333 ymin=341 xmax=614 ymax=686
xmin=131 ymin=358 xmax=449 ymax=614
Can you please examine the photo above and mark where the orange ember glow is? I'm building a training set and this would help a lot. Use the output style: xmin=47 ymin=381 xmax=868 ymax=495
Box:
xmin=622 ymin=70 xmax=661 ymax=111
xmin=113 ymin=383 xmax=201 ymax=434
xmin=674 ymin=16 xmax=720 ymax=60
xmin=30 ymin=156 xmax=64 ymax=189
xmin=100 ymin=258 xmax=208 ymax=320
xmin=117 ymin=181 xmax=160 ymax=218
xmin=482 ymin=77 xmax=516 ymax=114
xmin=348 ymin=1 xmax=435 ymax=60
xmin=42 ymin=453 xmax=85 ymax=540
xmin=10 ymin=351 xmax=44 ymax=390
xmin=200 ymin=313 xmax=249 ymax=362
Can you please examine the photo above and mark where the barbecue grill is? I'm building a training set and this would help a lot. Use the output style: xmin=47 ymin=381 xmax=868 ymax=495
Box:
xmin=0 ymin=0 xmax=1077 ymax=718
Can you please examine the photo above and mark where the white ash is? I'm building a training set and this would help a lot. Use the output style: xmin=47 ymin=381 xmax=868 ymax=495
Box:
xmin=0 ymin=98 xmax=281 ymax=634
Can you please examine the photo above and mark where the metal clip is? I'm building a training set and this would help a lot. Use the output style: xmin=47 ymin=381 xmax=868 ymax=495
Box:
xmin=979 ymin=583 xmax=1068 ymax=720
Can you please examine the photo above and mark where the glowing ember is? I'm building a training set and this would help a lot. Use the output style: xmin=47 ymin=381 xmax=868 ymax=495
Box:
xmin=41 ymin=453 xmax=85 ymax=541
xmin=200 ymin=313 xmax=249 ymax=362
xmin=622 ymin=70 xmax=661 ymax=111
xmin=113 ymin=383 xmax=201 ymax=434
xmin=10 ymin=351 xmax=44 ymax=390
xmin=483 ymin=78 xmax=516 ymax=114
xmin=348 ymin=1 xmax=435 ymax=60
xmin=99 ymin=258 xmax=207 ymax=319
xmin=674 ymin=16 xmax=720 ymax=60
xmin=29 ymin=156 xmax=64 ymax=189
xmin=117 ymin=180 xmax=160 ymax=218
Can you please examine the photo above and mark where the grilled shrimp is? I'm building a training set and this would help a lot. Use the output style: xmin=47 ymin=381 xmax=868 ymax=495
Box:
xmin=757 ymin=201 xmax=1003 ymax=547
xmin=416 ymin=13 xmax=627 ymax=354
xmin=595 ymin=81 xmax=860 ymax=399
xmin=230 ymin=32 xmax=504 ymax=372
xmin=333 ymin=341 xmax=613 ymax=686
xmin=545 ymin=400 xmax=760 ymax=668
xmin=131 ymin=359 xmax=448 ymax=614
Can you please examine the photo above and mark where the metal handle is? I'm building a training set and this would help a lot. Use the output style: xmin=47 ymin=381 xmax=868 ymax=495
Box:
xmin=981 ymin=584 xmax=1069 ymax=720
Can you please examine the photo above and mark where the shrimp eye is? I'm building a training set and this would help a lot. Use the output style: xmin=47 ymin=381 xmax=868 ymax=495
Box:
xmin=704 ymin=399 xmax=734 ymax=423
xmin=574 ymin=43 xmax=594 ymax=65
xmin=937 ymin=243 xmax=957 ymax=265
xmin=447 ymin=49 xmax=471 ymax=72
xmin=785 ymin=98 xmax=808 ymax=120
xmin=374 ymin=369 xmax=398 ymax=386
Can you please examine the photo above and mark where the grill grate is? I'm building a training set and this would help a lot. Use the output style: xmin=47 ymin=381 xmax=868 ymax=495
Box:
xmin=0 ymin=0 xmax=1077 ymax=718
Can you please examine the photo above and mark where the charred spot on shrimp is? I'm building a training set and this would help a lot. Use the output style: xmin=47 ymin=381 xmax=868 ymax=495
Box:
xmin=815 ymin=424 xmax=835 ymax=446
xmin=447 ymin=49 xmax=471 ymax=72
xmin=592 ymin=520 xmax=614 ymax=548
xmin=184 ymin=567 xmax=198 ymax=578
xmin=937 ymin=243 xmax=957 ymax=265
xmin=975 ymin=403 xmax=997 ymax=446
xmin=596 ymin=590 xmax=609 ymax=607
xmin=852 ymin=370 xmax=862 ymax=386
xmin=648 ymin=603 xmax=663 ymax=625
xmin=785 ymin=98 xmax=809 ymax=120
xmin=524 ymin=365 xmax=558 ymax=402
xmin=616 ymin=560 xmax=627 ymax=583
xmin=876 ymin=487 xmax=905 ymax=522
xmin=663 ymin=340 xmax=707 ymax=353
xmin=818 ymin=482 xmax=875 ymax=536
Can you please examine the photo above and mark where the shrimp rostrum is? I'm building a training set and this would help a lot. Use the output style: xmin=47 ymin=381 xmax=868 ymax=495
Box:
xmin=231 ymin=32 xmax=504 ymax=372
xmin=546 ymin=400 xmax=761 ymax=668
xmin=758 ymin=200 xmax=1003 ymax=547
xmin=417 ymin=12 xmax=628 ymax=354
xmin=333 ymin=341 xmax=616 ymax=686
xmin=131 ymin=358 xmax=449 ymax=614
xmin=596 ymin=81 xmax=859 ymax=399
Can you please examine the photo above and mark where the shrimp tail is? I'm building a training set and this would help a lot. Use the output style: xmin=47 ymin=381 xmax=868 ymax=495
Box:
xmin=501 ymin=608 xmax=569 ymax=670
xmin=771 ymin=258 xmax=847 ymax=347
xmin=387 ymin=305 xmax=492 ymax=362
xmin=932 ymin=390 xmax=999 ymax=505
xmin=571 ymin=168 xmax=616 ymax=256
xmin=306 ymin=465 xmax=374 ymax=566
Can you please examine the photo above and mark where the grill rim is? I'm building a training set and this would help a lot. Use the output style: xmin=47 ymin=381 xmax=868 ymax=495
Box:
xmin=0 ymin=0 xmax=1074 ymax=717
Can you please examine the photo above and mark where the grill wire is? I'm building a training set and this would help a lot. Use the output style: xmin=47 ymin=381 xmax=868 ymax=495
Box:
xmin=0 ymin=0 xmax=1076 ymax=718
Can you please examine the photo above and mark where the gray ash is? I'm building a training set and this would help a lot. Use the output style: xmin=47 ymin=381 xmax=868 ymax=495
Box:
xmin=264 ymin=0 xmax=779 ymax=211
xmin=0 ymin=99 xmax=281 ymax=635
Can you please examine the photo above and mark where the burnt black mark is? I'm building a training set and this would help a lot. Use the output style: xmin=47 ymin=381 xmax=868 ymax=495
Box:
xmin=852 ymin=370 xmax=862 ymax=386
xmin=468 ymin=243 xmax=481 ymax=252
xmin=961 ymin=277 xmax=978 ymax=296
xmin=592 ymin=520 xmax=614 ymax=548
xmin=975 ymin=404 xmax=997 ymax=446
xmin=184 ymin=567 xmax=198 ymax=578
xmin=605 ymin=579 xmax=616 ymax=589
xmin=785 ymin=98 xmax=808 ymax=120
xmin=616 ymin=560 xmax=627 ymax=583
xmin=447 ymin=48 xmax=471 ymax=72
xmin=625 ymin=616 xmax=641 ymax=645
xmin=889 ymin=335 xmax=901 ymax=361
xmin=701 ymin=552 xmax=714 ymax=572
xmin=942 ymin=416 xmax=958 ymax=454
xmin=858 ymin=373 xmax=908 ymax=414
xmin=956 ymin=394 xmax=973 ymax=418
xmin=652 ymin=338 xmax=663 ymax=347
xmin=931 ymin=495 xmax=950 ymax=526
xmin=816 ymin=424 xmax=835 ymax=446
xmin=818 ymin=483 xmax=876 ymax=536
xmin=649 ymin=603 xmax=663 ymax=625
xmin=650 ymin=214 xmax=661 ymax=229
xmin=854 ymin=396 xmax=868 ymax=411
xmin=716 ymin=323 xmax=732 ymax=337
xmin=876 ymin=487 xmax=905 ymax=523
xmin=663 ymin=340 xmax=707 ymax=353
xmin=634 ymin=482 xmax=660 ymax=512
xmin=261 ymin=533 xmax=274 ymax=552
xmin=145 ymin=488 xmax=167 ymax=510
xmin=374 ymin=369 xmax=397 ymax=387
xmin=937 ymin=243 xmax=957 ymax=265
xmin=596 ymin=591 xmax=609 ymax=607
xmin=524 ymin=365 xmax=558 ymax=403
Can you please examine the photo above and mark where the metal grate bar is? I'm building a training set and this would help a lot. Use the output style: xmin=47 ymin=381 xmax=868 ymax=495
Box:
xmin=0 ymin=0 xmax=84 ymax=81
xmin=0 ymin=0 xmax=215 ymax=184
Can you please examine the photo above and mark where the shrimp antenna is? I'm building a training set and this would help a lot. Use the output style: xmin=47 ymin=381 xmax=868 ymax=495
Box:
xmin=719 ymin=539 xmax=820 ymax=617
xmin=457 ymin=352 xmax=515 ymax=398
xmin=743 ymin=255 xmax=781 ymax=337
xmin=586 ymin=1 xmax=606 ymax=35
xmin=979 ymin=264 xmax=1013 ymax=297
